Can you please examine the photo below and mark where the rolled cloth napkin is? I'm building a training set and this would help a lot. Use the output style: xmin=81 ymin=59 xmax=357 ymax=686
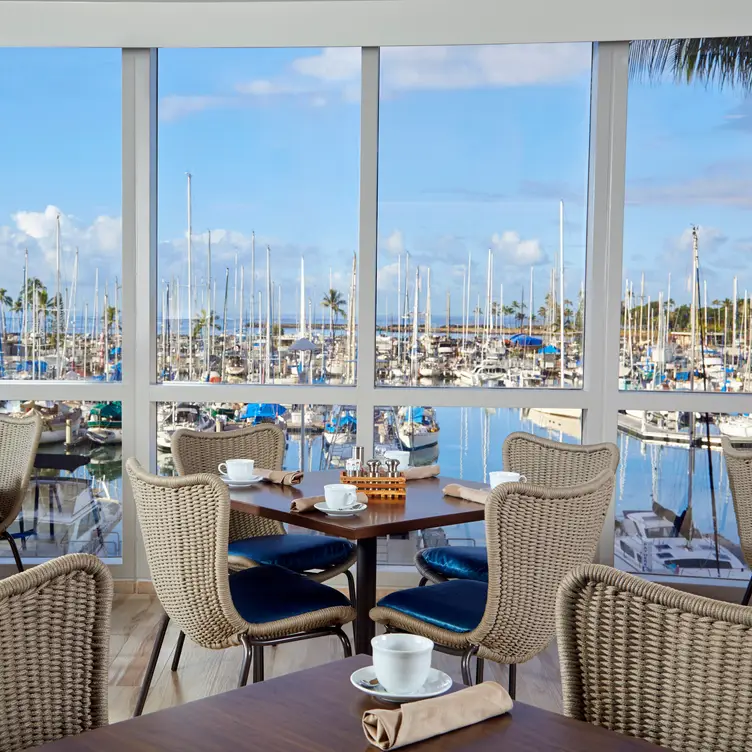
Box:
xmin=256 ymin=468 xmax=303 ymax=486
xmin=362 ymin=681 xmax=512 ymax=750
xmin=442 ymin=483 xmax=490 ymax=505
xmin=401 ymin=465 xmax=440 ymax=481
xmin=290 ymin=492 xmax=368 ymax=513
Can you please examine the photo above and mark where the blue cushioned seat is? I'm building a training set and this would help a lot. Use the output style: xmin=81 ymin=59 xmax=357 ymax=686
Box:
xmin=228 ymin=534 xmax=355 ymax=573
xmin=229 ymin=564 xmax=351 ymax=624
xmin=377 ymin=580 xmax=487 ymax=633
xmin=417 ymin=546 xmax=488 ymax=582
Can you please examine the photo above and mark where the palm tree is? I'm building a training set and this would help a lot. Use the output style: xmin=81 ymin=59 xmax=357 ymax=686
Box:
xmin=630 ymin=38 xmax=752 ymax=90
xmin=103 ymin=305 xmax=118 ymax=336
xmin=0 ymin=288 xmax=11 ymax=340
xmin=321 ymin=289 xmax=346 ymax=340
xmin=192 ymin=309 xmax=218 ymax=340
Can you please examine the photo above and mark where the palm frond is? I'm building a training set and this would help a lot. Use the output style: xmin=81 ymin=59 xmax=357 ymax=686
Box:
xmin=630 ymin=37 xmax=752 ymax=90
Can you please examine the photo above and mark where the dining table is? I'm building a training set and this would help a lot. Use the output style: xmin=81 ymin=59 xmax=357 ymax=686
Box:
xmin=229 ymin=469 xmax=489 ymax=654
xmin=31 ymin=656 xmax=669 ymax=751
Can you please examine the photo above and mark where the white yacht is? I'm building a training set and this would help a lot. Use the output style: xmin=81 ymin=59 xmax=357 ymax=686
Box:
xmin=398 ymin=406 xmax=440 ymax=450
xmin=615 ymin=510 xmax=747 ymax=580
xmin=457 ymin=360 xmax=507 ymax=386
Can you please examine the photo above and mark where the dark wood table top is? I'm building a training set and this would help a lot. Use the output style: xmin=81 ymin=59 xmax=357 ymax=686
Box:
xmin=33 ymin=656 xmax=667 ymax=751
xmin=229 ymin=470 xmax=488 ymax=539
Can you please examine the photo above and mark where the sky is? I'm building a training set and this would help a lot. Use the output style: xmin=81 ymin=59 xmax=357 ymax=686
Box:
xmin=0 ymin=43 xmax=750 ymax=326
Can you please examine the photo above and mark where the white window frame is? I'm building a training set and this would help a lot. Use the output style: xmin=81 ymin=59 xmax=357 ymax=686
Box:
xmin=0 ymin=31 xmax=747 ymax=590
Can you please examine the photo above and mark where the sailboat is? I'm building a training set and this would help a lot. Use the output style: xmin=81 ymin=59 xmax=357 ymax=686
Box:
xmin=398 ymin=406 xmax=440 ymax=450
xmin=86 ymin=401 xmax=123 ymax=445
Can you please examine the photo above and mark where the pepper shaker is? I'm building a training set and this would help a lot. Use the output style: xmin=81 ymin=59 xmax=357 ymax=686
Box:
xmin=366 ymin=459 xmax=382 ymax=477
xmin=384 ymin=459 xmax=400 ymax=477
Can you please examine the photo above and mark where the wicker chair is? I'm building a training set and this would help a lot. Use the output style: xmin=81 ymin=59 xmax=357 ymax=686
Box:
xmin=126 ymin=458 xmax=355 ymax=717
xmin=371 ymin=469 xmax=616 ymax=697
xmin=0 ymin=553 xmax=112 ymax=751
xmin=170 ymin=424 xmax=357 ymax=671
xmin=721 ymin=437 xmax=752 ymax=605
xmin=0 ymin=412 xmax=43 ymax=572
xmin=415 ymin=432 xmax=619 ymax=585
xmin=557 ymin=564 xmax=752 ymax=751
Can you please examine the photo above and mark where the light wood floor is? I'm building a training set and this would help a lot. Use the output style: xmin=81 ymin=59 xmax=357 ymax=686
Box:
xmin=108 ymin=594 xmax=563 ymax=724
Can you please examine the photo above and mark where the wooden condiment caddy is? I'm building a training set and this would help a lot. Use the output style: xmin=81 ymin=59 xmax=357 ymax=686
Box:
xmin=339 ymin=472 xmax=407 ymax=502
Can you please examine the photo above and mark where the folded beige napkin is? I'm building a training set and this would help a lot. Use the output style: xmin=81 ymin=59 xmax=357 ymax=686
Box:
xmin=442 ymin=483 xmax=489 ymax=505
xmin=362 ymin=682 xmax=512 ymax=750
xmin=256 ymin=468 xmax=303 ymax=486
xmin=290 ymin=492 xmax=368 ymax=513
xmin=401 ymin=465 xmax=440 ymax=481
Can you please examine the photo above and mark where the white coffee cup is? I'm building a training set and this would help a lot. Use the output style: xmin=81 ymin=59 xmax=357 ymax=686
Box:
xmin=218 ymin=459 xmax=256 ymax=481
xmin=372 ymin=634 xmax=433 ymax=694
xmin=384 ymin=450 xmax=411 ymax=470
xmin=489 ymin=470 xmax=527 ymax=488
xmin=323 ymin=483 xmax=358 ymax=510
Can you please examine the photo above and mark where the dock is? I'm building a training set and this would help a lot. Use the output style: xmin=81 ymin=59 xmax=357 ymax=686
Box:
xmin=617 ymin=412 xmax=722 ymax=447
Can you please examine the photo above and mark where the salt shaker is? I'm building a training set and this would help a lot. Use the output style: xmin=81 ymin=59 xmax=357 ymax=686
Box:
xmin=366 ymin=459 xmax=382 ymax=477
xmin=384 ymin=459 xmax=400 ymax=477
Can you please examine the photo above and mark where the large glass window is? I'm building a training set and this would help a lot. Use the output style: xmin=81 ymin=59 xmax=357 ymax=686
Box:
xmin=0 ymin=400 xmax=123 ymax=564
xmin=372 ymin=406 xmax=582 ymax=564
xmin=615 ymin=410 xmax=748 ymax=581
xmin=0 ymin=50 xmax=122 ymax=381
xmin=376 ymin=44 xmax=592 ymax=387
xmin=622 ymin=39 xmax=752 ymax=392
xmin=157 ymin=49 xmax=360 ymax=384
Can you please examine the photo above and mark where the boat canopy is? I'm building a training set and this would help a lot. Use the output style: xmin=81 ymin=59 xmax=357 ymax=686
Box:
xmin=238 ymin=403 xmax=287 ymax=420
xmin=402 ymin=406 xmax=425 ymax=423
xmin=326 ymin=414 xmax=357 ymax=430
xmin=16 ymin=360 xmax=48 ymax=374
xmin=538 ymin=344 xmax=560 ymax=354
xmin=508 ymin=334 xmax=543 ymax=348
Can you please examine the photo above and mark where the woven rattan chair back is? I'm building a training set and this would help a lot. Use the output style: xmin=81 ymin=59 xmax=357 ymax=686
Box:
xmin=502 ymin=431 xmax=619 ymax=487
xmin=721 ymin=437 xmax=752 ymax=566
xmin=0 ymin=553 xmax=112 ymax=751
xmin=470 ymin=469 xmax=615 ymax=665
xmin=0 ymin=412 xmax=42 ymax=534
xmin=126 ymin=458 xmax=248 ymax=649
xmin=171 ymin=423 xmax=286 ymax=541
xmin=557 ymin=564 xmax=752 ymax=752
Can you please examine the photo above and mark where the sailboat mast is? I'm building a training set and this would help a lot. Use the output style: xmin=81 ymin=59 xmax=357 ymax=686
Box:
xmin=265 ymin=245 xmax=272 ymax=383
xmin=55 ymin=213 xmax=62 ymax=376
xmin=186 ymin=173 xmax=193 ymax=380
xmin=528 ymin=266 xmax=534 ymax=340
xmin=220 ymin=267 xmax=229 ymax=380
xmin=733 ymin=275 xmax=738 ymax=364
xmin=690 ymin=226 xmax=699 ymax=392
xmin=397 ymin=253 xmax=401 ymax=367
xmin=412 ymin=267 xmax=419 ymax=382
xmin=425 ymin=267 xmax=432 ymax=337
xmin=559 ymin=199 xmax=565 ymax=386
xmin=300 ymin=256 xmax=306 ymax=338
xmin=250 ymin=231 xmax=255 ymax=381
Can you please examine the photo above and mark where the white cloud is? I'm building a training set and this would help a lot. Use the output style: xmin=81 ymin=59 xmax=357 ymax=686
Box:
xmin=159 ymin=95 xmax=232 ymax=122
xmin=161 ymin=43 xmax=590 ymax=121
xmin=383 ymin=229 xmax=405 ymax=256
xmin=491 ymin=230 xmax=547 ymax=266
xmin=292 ymin=47 xmax=361 ymax=82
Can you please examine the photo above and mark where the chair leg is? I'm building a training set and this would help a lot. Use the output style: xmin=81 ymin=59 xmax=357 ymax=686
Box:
xmin=133 ymin=613 xmax=170 ymax=717
xmin=171 ymin=630 xmax=186 ymax=671
xmin=2 ymin=532 xmax=24 ymax=572
xmin=344 ymin=568 xmax=356 ymax=607
xmin=238 ymin=634 xmax=253 ymax=688
xmin=418 ymin=577 xmax=428 ymax=587
xmin=475 ymin=656 xmax=485 ymax=684
xmin=460 ymin=647 xmax=478 ymax=686
xmin=252 ymin=645 xmax=265 ymax=683
xmin=743 ymin=574 xmax=752 ymax=606
xmin=335 ymin=626 xmax=352 ymax=658
xmin=508 ymin=664 xmax=517 ymax=700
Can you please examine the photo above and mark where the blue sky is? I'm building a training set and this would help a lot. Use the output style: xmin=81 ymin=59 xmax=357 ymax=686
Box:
xmin=0 ymin=44 xmax=750 ymax=323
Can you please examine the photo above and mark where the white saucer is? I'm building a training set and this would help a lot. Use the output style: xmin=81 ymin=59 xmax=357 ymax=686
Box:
xmin=219 ymin=473 xmax=262 ymax=488
xmin=314 ymin=501 xmax=367 ymax=517
xmin=350 ymin=666 xmax=452 ymax=703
